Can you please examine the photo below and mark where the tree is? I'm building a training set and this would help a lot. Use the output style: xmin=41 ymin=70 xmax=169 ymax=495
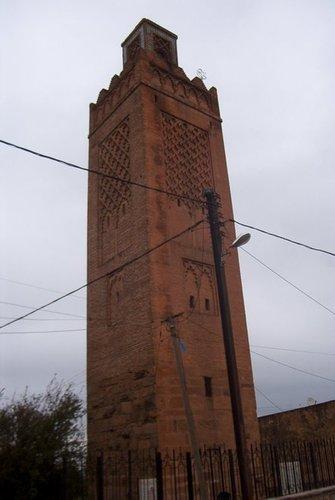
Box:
xmin=0 ymin=379 xmax=86 ymax=500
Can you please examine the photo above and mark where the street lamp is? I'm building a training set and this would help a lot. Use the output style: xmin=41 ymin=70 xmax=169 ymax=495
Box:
xmin=230 ymin=233 xmax=251 ymax=249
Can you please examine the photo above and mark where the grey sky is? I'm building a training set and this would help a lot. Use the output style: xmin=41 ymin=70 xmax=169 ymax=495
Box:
xmin=1 ymin=0 xmax=334 ymax=416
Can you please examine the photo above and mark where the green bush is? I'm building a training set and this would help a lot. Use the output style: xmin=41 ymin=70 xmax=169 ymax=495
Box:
xmin=0 ymin=379 xmax=86 ymax=500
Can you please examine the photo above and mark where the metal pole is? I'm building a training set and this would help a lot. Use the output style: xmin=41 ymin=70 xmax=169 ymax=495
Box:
xmin=166 ymin=317 xmax=208 ymax=500
xmin=155 ymin=451 xmax=164 ymax=500
xmin=204 ymin=188 xmax=253 ymax=499
xmin=96 ymin=453 xmax=104 ymax=500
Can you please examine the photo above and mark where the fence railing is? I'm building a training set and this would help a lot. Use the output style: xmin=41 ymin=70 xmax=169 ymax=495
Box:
xmin=94 ymin=437 xmax=335 ymax=499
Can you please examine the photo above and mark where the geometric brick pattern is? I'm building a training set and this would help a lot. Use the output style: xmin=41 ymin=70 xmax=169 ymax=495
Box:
xmin=107 ymin=273 xmax=123 ymax=325
xmin=127 ymin=36 xmax=141 ymax=61
xmin=98 ymin=117 xmax=130 ymax=234
xmin=161 ymin=112 xmax=213 ymax=208
xmin=153 ymin=34 xmax=172 ymax=62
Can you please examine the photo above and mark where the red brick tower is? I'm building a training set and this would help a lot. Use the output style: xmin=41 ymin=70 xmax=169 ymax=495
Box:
xmin=87 ymin=19 xmax=259 ymax=457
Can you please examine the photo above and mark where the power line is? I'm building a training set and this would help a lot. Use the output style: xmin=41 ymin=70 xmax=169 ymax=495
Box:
xmin=44 ymin=297 xmax=330 ymax=357
xmin=251 ymin=350 xmax=335 ymax=383
xmin=241 ymin=247 xmax=335 ymax=317
xmin=65 ymin=369 xmax=86 ymax=384
xmin=0 ymin=276 xmax=86 ymax=300
xmin=0 ymin=317 xmax=85 ymax=321
xmin=258 ymin=407 xmax=281 ymax=410
xmin=187 ymin=318 xmax=335 ymax=384
xmin=1 ymin=317 xmax=161 ymax=335
xmin=0 ymin=328 xmax=86 ymax=335
xmin=0 ymin=219 xmax=204 ymax=329
xmin=0 ymin=139 xmax=204 ymax=207
xmin=0 ymin=301 xmax=85 ymax=319
xmin=2 ymin=139 xmax=335 ymax=259
xmin=254 ymin=385 xmax=283 ymax=411
xmin=233 ymin=219 xmax=335 ymax=258
xmin=188 ymin=318 xmax=219 ymax=336
xmin=251 ymin=344 xmax=335 ymax=357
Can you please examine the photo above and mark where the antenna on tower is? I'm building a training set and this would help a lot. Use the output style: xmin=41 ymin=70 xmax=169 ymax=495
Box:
xmin=196 ymin=68 xmax=207 ymax=81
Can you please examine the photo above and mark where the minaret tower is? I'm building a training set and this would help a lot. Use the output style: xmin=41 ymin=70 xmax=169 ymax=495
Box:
xmin=87 ymin=19 xmax=259 ymax=457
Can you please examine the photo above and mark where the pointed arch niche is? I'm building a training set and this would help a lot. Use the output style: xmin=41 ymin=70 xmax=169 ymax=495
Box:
xmin=183 ymin=259 xmax=217 ymax=315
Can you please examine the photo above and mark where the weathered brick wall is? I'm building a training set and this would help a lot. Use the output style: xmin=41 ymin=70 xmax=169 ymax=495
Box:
xmin=87 ymin=22 xmax=259 ymax=459
xmin=259 ymin=401 xmax=335 ymax=444
xmin=87 ymin=70 xmax=157 ymax=452
xmin=139 ymin=50 xmax=259 ymax=448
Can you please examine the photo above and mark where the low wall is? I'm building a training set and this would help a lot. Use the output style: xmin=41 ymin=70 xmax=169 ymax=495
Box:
xmin=259 ymin=401 xmax=335 ymax=444
xmin=268 ymin=485 xmax=335 ymax=499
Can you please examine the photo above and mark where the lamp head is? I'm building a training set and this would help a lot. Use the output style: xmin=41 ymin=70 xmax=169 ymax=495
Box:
xmin=230 ymin=233 xmax=251 ymax=249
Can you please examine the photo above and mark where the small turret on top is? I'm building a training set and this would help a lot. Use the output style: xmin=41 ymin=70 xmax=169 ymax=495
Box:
xmin=121 ymin=18 xmax=178 ymax=66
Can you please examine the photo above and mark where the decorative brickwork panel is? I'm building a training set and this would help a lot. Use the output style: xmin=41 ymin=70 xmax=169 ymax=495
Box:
xmin=183 ymin=259 xmax=217 ymax=314
xmin=162 ymin=113 xmax=213 ymax=208
xmin=153 ymin=34 xmax=172 ymax=62
xmin=127 ymin=36 xmax=141 ymax=61
xmin=98 ymin=117 xmax=130 ymax=262
xmin=107 ymin=273 xmax=123 ymax=325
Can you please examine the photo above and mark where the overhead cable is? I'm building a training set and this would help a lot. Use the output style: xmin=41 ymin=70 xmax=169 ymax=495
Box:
xmin=0 ymin=317 xmax=85 ymax=321
xmin=2 ymin=139 xmax=335 ymax=258
xmin=241 ymin=248 xmax=335 ymax=317
xmin=0 ymin=328 xmax=86 ymax=335
xmin=254 ymin=385 xmax=283 ymax=411
xmin=233 ymin=219 xmax=335 ymax=257
xmin=251 ymin=350 xmax=335 ymax=383
xmin=251 ymin=345 xmax=335 ymax=357
xmin=188 ymin=318 xmax=335 ymax=384
xmin=0 ymin=219 xmax=204 ymax=329
xmin=0 ymin=139 xmax=204 ymax=206
xmin=0 ymin=301 xmax=85 ymax=319
xmin=0 ymin=276 xmax=86 ymax=300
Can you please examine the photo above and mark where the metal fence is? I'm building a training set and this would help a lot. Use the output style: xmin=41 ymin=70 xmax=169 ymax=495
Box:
xmin=94 ymin=437 xmax=335 ymax=499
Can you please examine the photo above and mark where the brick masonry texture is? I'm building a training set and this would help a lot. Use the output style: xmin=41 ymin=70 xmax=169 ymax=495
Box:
xmin=87 ymin=21 xmax=260 ymax=457
xmin=259 ymin=400 xmax=335 ymax=444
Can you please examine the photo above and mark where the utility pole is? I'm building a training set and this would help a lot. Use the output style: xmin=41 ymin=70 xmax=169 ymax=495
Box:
xmin=165 ymin=316 xmax=208 ymax=500
xmin=204 ymin=188 xmax=253 ymax=499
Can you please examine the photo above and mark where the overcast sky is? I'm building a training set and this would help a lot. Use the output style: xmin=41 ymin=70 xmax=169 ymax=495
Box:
xmin=1 ymin=0 xmax=334 ymax=417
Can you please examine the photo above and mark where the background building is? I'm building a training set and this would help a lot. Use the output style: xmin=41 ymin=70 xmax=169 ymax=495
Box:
xmin=259 ymin=399 xmax=335 ymax=444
